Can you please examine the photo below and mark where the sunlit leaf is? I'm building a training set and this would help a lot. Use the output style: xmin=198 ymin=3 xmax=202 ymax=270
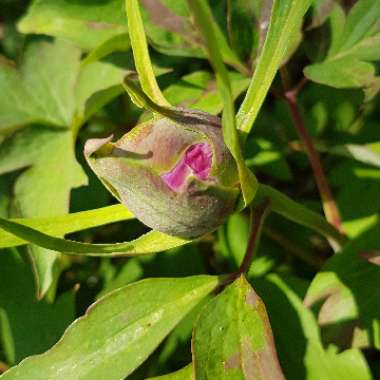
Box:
xmin=0 ymin=204 xmax=134 ymax=249
xmin=18 ymin=0 xmax=127 ymax=50
xmin=192 ymin=275 xmax=285 ymax=379
xmin=254 ymin=274 xmax=372 ymax=380
xmin=0 ymin=216 xmax=190 ymax=257
xmin=237 ymin=0 xmax=312 ymax=134
xmin=0 ymin=276 xmax=220 ymax=380
xmin=147 ymin=364 xmax=193 ymax=380
xmin=0 ymin=39 xmax=81 ymax=134
xmin=305 ymin=221 xmax=380 ymax=349
xmin=304 ymin=0 xmax=380 ymax=100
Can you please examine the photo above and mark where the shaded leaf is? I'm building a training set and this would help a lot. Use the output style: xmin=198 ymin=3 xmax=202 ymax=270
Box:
xmin=328 ymin=161 xmax=380 ymax=237
xmin=164 ymin=71 xmax=250 ymax=115
xmin=227 ymin=0 xmax=258 ymax=61
xmin=253 ymin=274 xmax=372 ymax=380
xmin=318 ymin=142 xmax=380 ymax=169
xmin=81 ymin=33 xmax=130 ymax=67
xmin=0 ymin=276 xmax=220 ymax=380
xmin=192 ymin=275 xmax=285 ymax=379
xmin=141 ymin=0 xmax=247 ymax=74
xmin=0 ymin=249 xmax=75 ymax=365
xmin=140 ymin=0 xmax=205 ymax=58
xmin=256 ymin=184 xmax=346 ymax=249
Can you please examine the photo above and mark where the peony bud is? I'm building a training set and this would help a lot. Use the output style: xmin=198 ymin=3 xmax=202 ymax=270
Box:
xmin=84 ymin=108 xmax=240 ymax=238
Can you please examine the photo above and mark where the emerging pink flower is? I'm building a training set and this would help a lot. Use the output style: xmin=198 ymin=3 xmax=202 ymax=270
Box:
xmin=161 ymin=143 xmax=213 ymax=191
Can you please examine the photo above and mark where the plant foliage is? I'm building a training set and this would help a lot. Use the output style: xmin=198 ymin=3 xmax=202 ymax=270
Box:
xmin=0 ymin=0 xmax=379 ymax=379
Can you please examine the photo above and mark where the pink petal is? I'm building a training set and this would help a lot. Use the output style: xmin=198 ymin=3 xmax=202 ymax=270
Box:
xmin=185 ymin=143 xmax=212 ymax=179
xmin=161 ymin=159 xmax=191 ymax=191
xmin=161 ymin=143 xmax=213 ymax=191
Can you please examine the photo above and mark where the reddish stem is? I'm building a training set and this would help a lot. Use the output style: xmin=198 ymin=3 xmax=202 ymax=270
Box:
xmin=238 ymin=200 xmax=271 ymax=274
xmin=278 ymin=69 xmax=344 ymax=233
xmin=284 ymin=90 xmax=343 ymax=232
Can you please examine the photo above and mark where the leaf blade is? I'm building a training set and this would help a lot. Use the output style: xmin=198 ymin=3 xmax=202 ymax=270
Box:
xmin=192 ymin=276 xmax=285 ymax=379
xmin=237 ymin=0 xmax=311 ymax=134
xmin=0 ymin=276 xmax=220 ymax=380
xmin=125 ymin=0 xmax=170 ymax=106
xmin=0 ymin=217 xmax=190 ymax=257
xmin=0 ymin=204 xmax=134 ymax=249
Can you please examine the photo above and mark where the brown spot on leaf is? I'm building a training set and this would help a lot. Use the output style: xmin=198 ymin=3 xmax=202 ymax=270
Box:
xmin=224 ymin=352 xmax=240 ymax=370
xmin=246 ymin=289 xmax=259 ymax=308
xmin=242 ymin=340 xmax=259 ymax=379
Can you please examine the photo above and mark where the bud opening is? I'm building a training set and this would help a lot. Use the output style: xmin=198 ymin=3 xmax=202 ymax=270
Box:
xmin=161 ymin=142 xmax=213 ymax=192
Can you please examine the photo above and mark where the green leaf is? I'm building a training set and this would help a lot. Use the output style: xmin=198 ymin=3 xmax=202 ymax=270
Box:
xmin=245 ymin=138 xmax=292 ymax=181
xmin=140 ymin=0 xmax=247 ymax=74
xmin=18 ymin=0 xmax=127 ymax=50
xmin=125 ymin=0 xmax=170 ymax=106
xmin=147 ymin=364 xmax=193 ymax=380
xmin=0 ymin=204 xmax=134 ymax=249
xmin=321 ymin=143 xmax=380 ymax=169
xmin=192 ymin=275 xmax=285 ymax=379
xmin=0 ymin=249 xmax=75 ymax=365
xmin=227 ymin=0 xmax=273 ymax=63
xmin=0 ymin=39 xmax=81 ymax=134
xmin=187 ymin=0 xmax=258 ymax=207
xmin=253 ymin=274 xmax=372 ymax=380
xmin=0 ymin=276 xmax=220 ymax=380
xmin=305 ymin=220 xmax=380 ymax=349
xmin=0 ymin=126 xmax=87 ymax=297
xmin=164 ymin=71 xmax=250 ymax=115
xmin=0 ymin=216 xmax=190 ymax=257
xmin=189 ymin=0 xmax=248 ymax=75
xmin=256 ymin=184 xmax=346 ymax=249
xmin=140 ymin=0 xmax=205 ymax=58
xmin=0 ymin=38 xmax=125 ymax=136
xmin=0 ymin=38 xmax=131 ymax=296
xmin=237 ymin=0 xmax=312 ymax=134
xmin=304 ymin=1 xmax=380 ymax=100
xmin=227 ymin=0 xmax=257 ymax=61
xmin=328 ymin=160 xmax=380 ymax=238
xmin=81 ymin=33 xmax=130 ymax=67
xmin=74 ymin=60 xmax=127 ymax=130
